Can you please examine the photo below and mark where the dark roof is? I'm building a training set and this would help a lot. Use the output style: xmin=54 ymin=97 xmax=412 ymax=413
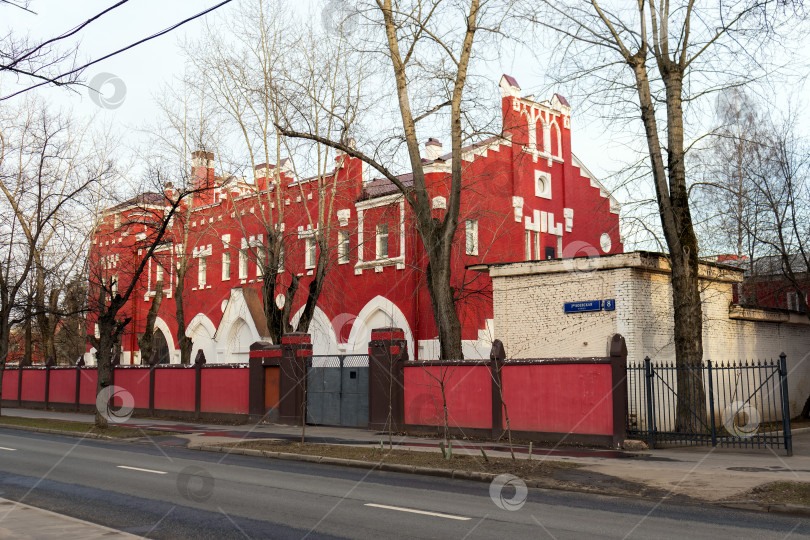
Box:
xmin=554 ymin=93 xmax=570 ymax=107
xmin=362 ymin=173 xmax=414 ymax=199
xmin=361 ymin=136 xmax=503 ymax=200
xmin=502 ymin=74 xmax=520 ymax=89
xmin=108 ymin=192 xmax=165 ymax=212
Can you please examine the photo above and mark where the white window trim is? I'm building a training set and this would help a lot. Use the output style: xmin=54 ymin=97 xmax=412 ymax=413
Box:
xmin=338 ymin=230 xmax=350 ymax=264
xmin=238 ymin=248 xmax=248 ymax=279
xmin=465 ymin=219 xmax=478 ymax=256
xmin=535 ymin=170 xmax=552 ymax=199
xmin=198 ymin=256 xmax=207 ymax=287
xmin=376 ymin=224 xmax=389 ymax=260
xmin=222 ymin=252 xmax=231 ymax=281
xmin=305 ymin=238 xmax=316 ymax=270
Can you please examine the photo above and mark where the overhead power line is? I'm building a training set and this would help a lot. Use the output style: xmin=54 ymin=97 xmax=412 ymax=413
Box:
xmin=1 ymin=0 xmax=235 ymax=101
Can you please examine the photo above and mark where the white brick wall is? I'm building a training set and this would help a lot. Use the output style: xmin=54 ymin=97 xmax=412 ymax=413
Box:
xmin=491 ymin=252 xmax=810 ymax=416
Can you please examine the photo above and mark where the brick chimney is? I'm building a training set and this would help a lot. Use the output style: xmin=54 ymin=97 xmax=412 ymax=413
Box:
xmin=425 ymin=138 xmax=443 ymax=161
xmin=190 ymin=150 xmax=215 ymax=190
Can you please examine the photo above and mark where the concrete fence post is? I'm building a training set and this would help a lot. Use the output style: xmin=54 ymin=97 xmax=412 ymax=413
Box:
xmin=368 ymin=327 xmax=408 ymax=432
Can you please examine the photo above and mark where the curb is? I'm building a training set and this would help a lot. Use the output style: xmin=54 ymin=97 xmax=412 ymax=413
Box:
xmin=0 ymin=423 xmax=142 ymax=441
xmin=720 ymin=501 xmax=810 ymax=517
xmin=190 ymin=444 xmax=502 ymax=483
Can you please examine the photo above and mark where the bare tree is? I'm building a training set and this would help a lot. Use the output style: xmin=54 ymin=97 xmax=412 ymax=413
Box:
xmin=0 ymin=100 xmax=108 ymax=413
xmin=527 ymin=0 xmax=798 ymax=431
xmin=189 ymin=1 xmax=357 ymax=343
xmin=279 ymin=0 xmax=501 ymax=360
xmin=87 ymin=182 xmax=204 ymax=427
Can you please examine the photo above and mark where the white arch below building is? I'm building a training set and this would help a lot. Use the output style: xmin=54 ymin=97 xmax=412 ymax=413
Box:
xmin=187 ymin=313 xmax=217 ymax=364
xmin=152 ymin=316 xmax=178 ymax=364
xmin=347 ymin=295 xmax=414 ymax=360
xmin=290 ymin=305 xmax=339 ymax=359
xmin=214 ymin=288 xmax=267 ymax=363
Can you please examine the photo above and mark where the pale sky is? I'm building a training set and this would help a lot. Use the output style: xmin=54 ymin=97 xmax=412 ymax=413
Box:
xmin=3 ymin=0 xmax=808 ymax=249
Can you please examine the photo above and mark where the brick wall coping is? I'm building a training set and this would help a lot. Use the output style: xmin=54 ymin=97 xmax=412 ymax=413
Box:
xmin=471 ymin=251 xmax=743 ymax=283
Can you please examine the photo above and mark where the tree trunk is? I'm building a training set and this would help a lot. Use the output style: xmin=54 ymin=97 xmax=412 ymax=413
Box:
xmin=23 ymin=301 xmax=32 ymax=366
xmin=175 ymin=270 xmax=192 ymax=365
xmin=631 ymin=58 xmax=707 ymax=432
xmin=138 ymin=285 xmax=164 ymax=364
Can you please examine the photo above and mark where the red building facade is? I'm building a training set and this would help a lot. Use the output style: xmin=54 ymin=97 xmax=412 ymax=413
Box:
xmin=87 ymin=75 xmax=623 ymax=364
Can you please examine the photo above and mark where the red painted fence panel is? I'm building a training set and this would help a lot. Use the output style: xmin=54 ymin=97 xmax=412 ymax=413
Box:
xmin=49 ymin=369 xmax=76 ymax=403
xmin=502 ymin=363 xmax=613 ymax=435
xmin=79 ymin=369 xmax=98 ymax=405
xmin=154 ymin=368 xmax=196 ymax=412
xmin=3 ymin=370 xmax=19 ymax=401
xmin=20 ymin=370 xmax=46 ymax=402
xmin=113 ymin=368 xmax=152 ymax=410
xmin=403 ymin=365 xmax=493 ymax=429
xmin=200 ymin=368 xmax=249 ymax=414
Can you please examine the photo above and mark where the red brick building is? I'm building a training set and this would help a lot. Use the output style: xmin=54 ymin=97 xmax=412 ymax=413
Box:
xmin=87 ymin=75 xmax=623 ymax=364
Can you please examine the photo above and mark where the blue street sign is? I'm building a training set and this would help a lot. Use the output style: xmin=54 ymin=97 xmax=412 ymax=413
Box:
xmin=564 ymin=300 xmax=602 ymax=313
xmin=604 ymin=299 xmax=616 ymax=311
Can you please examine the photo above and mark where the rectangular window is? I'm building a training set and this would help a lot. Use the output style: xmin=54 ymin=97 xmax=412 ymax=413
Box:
xmin=111 ymin=275 xmax=118 ymax=295
xmin=198 ymin=257 xmax=207 ymax=287
xmin=376 ymin=224 xmax=389 ymax=260
xmin=305 ymin=238 xmax=316 ymax=269
xmin=155 ymin=264 xmax=164 ymax=286
xmin=338 ymin=231 xmax=350 ymax=264
xmin=222 ymin=252 xmax=231 ymax=280
xmin=256 ymin=247 xmax=265 ymax=277
xmin=787 ymin=291 xmax=799 ymax=311
xmin=533 ymin=231 xmax=540 ymax=260
xmin=239 ymin=248 xmax=248 ymax=279
xmin=525 ymin=231 xmax=531 ymax=260
xmin=545 ymin=246 xmax=556 ymax=260
xmin=278 ymin=246 xmax=285 ymax=272
xmin=465 ymin=220 xmax=478 ymax=256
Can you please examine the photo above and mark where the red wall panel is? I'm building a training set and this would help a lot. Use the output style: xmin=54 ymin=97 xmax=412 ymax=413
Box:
xmin=113 ymin=368 xmax=151 ymax=410
xmin=502 ymin=363 xmax=613 ymax=435
xmin=49 ymin=369 xmax=77 ymax=403
xmin=404 ymin=365 xmax=492 ymax=429
xmin=3 ymin=370 xmax=19 ymax=401
xmin=154 ymin=368 xmax=196 ymax=412
xmin=200 ymin=368 xmax=249 ymax=414
xmin=79 ymin=369 xmax=98 ymax=405
xmin=20 ymin=370 xmax=46 ymax=402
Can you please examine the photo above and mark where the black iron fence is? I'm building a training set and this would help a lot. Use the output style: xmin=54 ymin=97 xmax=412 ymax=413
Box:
xmin=627 ymin=354 xmax=793 ymax=455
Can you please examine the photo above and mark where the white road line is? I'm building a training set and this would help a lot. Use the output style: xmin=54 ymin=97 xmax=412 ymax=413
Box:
xmin=0 ymin=447 xmax=15 ymax=451
xmin=364 ymin=503 xmax=471 ymax=521
xmin=116 ymin=465 xmax=167 ymax=475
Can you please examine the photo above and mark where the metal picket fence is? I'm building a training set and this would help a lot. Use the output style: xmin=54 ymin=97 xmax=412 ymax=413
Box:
xmin=626 ymin=354 xmax=793 ymax=455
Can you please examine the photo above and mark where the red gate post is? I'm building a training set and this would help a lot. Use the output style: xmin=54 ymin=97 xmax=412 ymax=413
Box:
xmin=609 ymin=333 xmax=628 ymax=448
xmin=277 ymin=333 xmax=311 ymax=426
xmin=489 ymin=340 xmax=506 ymax=440
xmin=368 ymin=327 xmax=408 ymax=432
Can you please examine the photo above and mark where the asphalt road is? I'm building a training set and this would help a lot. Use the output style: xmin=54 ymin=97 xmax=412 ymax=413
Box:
xmin=0 ymin=428 xmax=807 ymax=539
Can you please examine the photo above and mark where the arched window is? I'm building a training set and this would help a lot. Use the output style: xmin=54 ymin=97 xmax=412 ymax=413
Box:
xmin=154 ymin=329 xmax=170 ymax=364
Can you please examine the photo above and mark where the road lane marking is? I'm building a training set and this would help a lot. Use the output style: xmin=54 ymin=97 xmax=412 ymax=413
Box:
xmin=116 ymin=465 xmax=167 ymax=475
xmin=0 ymin=447 xmax=15 ymax=451
xmin=364 ymin=503 xmax=471 ymax=521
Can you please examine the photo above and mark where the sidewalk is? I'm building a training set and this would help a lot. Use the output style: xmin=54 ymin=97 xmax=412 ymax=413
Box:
xmin=3 ymin=408 xmax=809 ymax=503
xmin=0 ymin=497 xmax=137 ymax=539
